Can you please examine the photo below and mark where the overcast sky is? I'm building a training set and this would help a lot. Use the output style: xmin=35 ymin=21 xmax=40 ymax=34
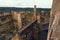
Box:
xmin=0 ymin=0 xmax=53 ymax=8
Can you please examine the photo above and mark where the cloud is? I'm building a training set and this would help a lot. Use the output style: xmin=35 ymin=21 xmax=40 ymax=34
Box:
xmin=0 ymin=0 xmax=18 ymax=7
xmin=0 ymin=0 xmax=53 ymax=8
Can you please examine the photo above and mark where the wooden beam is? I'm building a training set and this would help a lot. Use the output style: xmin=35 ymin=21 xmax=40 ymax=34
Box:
xmin=18 ymin=20 xmax=36 ymax=33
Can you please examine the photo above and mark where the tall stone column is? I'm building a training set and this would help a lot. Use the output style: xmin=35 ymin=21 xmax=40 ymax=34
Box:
xmin=47 ymin=0 xmax=60 ymax=40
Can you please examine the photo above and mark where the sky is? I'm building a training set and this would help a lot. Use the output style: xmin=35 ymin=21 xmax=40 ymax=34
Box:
xmin=0 ymin=0 xmax=53 ymax=8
